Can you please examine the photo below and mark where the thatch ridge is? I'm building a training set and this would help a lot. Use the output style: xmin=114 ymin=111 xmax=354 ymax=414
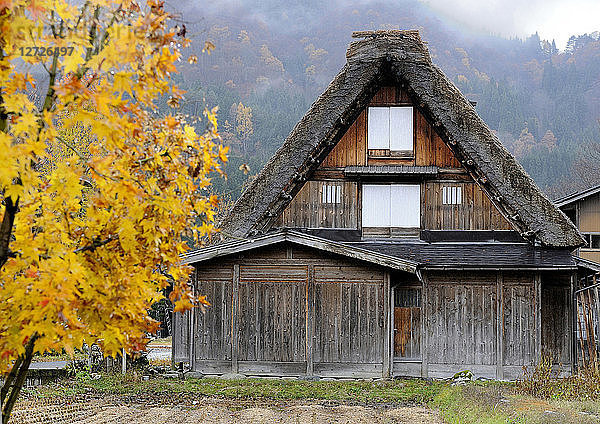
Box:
xmin=219 ymin=31 xmax=583 ymax=248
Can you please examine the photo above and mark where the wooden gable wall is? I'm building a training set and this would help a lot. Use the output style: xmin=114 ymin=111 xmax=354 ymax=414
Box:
xmin=276 ymin=86 xmax=512 ymax=232
xmin=322 ymin=86 xmax=461 ymax=168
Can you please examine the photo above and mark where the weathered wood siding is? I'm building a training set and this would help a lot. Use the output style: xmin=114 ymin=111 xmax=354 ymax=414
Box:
xmin=502 ymin=273 xmax=536 ymax=367
xmin=237 ymin=281 xmax=307 ymax=362
xmin=313 ymin=266 xmax=384 ymax=364
xmin=194 ymin=265 xmax=233 ymax=362
xmin=174 ymin=244 xmax=573 ymax=379
xmin=416 ymin=270 xmax=557 ymax=380
xmin=427 ymin=272 xmax=498 ymax=370
xmin=423 ymin=182 xmax=512 ymax=230
xmin=541 ymin=272 xmax=572 ymax=365
xmin=172 ymin=310 xmax=191 ymax=363
xmin=183 ymin=244 xmax=387 ymax=378
xmin=277 ymin=181 xmax=358 ymax=229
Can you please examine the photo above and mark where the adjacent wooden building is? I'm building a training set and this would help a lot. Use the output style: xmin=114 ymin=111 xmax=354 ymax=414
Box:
xmin=557 ymin=186 xmax=600 ymax=264
xmin=173 ymin=30 xmax=584 ymax=380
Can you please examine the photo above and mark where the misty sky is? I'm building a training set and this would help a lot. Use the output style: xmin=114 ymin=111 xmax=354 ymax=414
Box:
xmin=421 ymin=0 xmax=600 ymax=48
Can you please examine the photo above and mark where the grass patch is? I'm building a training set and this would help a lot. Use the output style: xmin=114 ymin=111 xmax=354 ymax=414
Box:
xmin=23 ymin=373 xmax=444 ymax=405
xmin=431 ymin=381 xmax=600 ymax=424
xmin=431 ymin=382 xmax=525 ymax=424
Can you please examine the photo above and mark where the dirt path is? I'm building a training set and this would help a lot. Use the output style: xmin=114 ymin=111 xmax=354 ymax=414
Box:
xmin=10 ymin=399 xmax=441 ymax=424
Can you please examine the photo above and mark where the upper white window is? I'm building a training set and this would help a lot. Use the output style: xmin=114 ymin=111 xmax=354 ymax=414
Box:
xmin=367 ymin=106 xmax=413 ymax=151
xmin=442 ymin=186 xmax=462 ymax=205
xmin=362 ymin=184 xmax=420 ymax=227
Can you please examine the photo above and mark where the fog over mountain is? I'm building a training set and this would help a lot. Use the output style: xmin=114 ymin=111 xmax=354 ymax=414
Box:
xmin=166 ymin=1 xmax=600 ymax=199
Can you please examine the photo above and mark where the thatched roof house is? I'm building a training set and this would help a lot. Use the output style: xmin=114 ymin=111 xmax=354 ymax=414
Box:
xmin=174 ymin=31 xmax=584 ymax=381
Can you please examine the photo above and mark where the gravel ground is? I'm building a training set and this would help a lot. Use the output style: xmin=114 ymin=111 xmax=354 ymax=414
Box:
xmin=10 ymin=398 xmax=441 ymax=424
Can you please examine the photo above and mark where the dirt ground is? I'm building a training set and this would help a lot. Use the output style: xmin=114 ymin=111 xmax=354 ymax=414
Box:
xmin=10 ymin=398 xmax=441 ymax=424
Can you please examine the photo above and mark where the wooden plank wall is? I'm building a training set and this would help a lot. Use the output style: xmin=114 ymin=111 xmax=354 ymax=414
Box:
xmin=277 ymin=181 xmax=358 ymax=229
xmin=172 ymin=310 xmax=191 ymax=363
xmin=194 ymin=265 xmax=233 ymax=362
xmin=318 ymin=86 xmax=463 ymax=168
xmin=174 ymin=251 xmax=574 ymax=379
xmin=427 ymin=272 xmax=498 ymax=367
xmin=313 ymin=266 xmax=384 ymax=364
xmin=322 ymin=110 xmax=367 ymax=167
xmin=541 ymin=272 xmax=572 ymax=365
xmin=419 ymin=270 xmax=562 ymax=379
xmin=578 ymin=193 xmax=600 ymax=232
xmin=423 ymin=182 xmax=512 ymax=230
xmin=185 ymin=244 xmax=386 ymax=378
xmin=502 ymin=273 xmax=536 ymax=367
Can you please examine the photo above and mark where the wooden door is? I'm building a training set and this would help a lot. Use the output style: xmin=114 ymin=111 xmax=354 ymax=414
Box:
xmin=394 ymin=286 xmax=422 ymax=360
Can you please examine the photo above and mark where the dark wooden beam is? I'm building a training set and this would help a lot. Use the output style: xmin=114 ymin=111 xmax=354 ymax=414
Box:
xmin=496 ymin=271 xmax=504 ymax=380
xmin=231 ymin=264 xmax=240 ymax=374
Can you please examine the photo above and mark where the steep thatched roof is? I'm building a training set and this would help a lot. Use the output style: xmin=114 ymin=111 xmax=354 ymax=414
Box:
xmin=220 ymin=30 xmax=583 ymax=248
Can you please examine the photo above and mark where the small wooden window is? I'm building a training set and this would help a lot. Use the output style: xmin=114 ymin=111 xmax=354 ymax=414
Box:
xmin=367 ymin=106 xmax=413 ymax=152
xmin=321 ymin=183 xmax=341 ymax=204
xmin=442 ymin=186 xmax=462 ymax=205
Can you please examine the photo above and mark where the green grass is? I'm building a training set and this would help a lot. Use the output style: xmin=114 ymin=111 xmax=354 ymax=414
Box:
xmin=431 ymin=383 xmax=526 ymax=424
xmin=24 ymin=373 xmax=444 ymax=405
xmin=430 ymin=381 xmax=600 ymax=424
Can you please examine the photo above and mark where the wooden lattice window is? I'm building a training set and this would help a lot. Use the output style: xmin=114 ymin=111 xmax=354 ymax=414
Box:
xmin=442 ymin=186 xmax=462 ymax=205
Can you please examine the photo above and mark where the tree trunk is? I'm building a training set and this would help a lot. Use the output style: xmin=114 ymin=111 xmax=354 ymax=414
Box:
xmin=1 ymin=334 xmax=38 ymax=424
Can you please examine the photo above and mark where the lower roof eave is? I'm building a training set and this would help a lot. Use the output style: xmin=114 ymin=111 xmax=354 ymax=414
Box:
xmin=180 ymin=230 xmax=419 ymax=274
xmin=420 ymin=265 xmax=577 ymax=271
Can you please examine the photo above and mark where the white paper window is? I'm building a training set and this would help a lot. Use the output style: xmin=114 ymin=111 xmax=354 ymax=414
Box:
xmin=389 ymin=107 xmax=413 ymax=151
xmin=367 ymin=106 xmax=413 ymax=151
xmin=362 ymin=185 xmax=390 ymax=226
xmin=442 ymin=186 xmax=462 ymax=205
xmin=367 ymin=107 xmax=389 ymax=149
xmin=390 ymin=185 xmax=421 ymax=227
xmin=362 ymin=184 xmax=420 ymax=228
xmin=321 ymin=183 xmax=342 ymax=204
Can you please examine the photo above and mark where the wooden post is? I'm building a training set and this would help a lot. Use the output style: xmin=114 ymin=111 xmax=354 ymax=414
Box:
xmin=189 ymin=266 xmax=197 ymax=372
xmin=122 ymin=348 xmax=126 ymax=375
xmin=306 ymin=265 xmax=314 ymax=376
xmin=383 ymin=271 xmax=391 ymax=378
xmin=534 ymin=272 xmax=542 ymax=362
xmin=231 ymin=264 xmax=240 ymax=374
xmin=571 ymin=273 xmax=577 ymax=373
xmin=421 ymin=273 xmax=428 ymax=378
xmin=496 ymin=271 xmax=504 ymax=380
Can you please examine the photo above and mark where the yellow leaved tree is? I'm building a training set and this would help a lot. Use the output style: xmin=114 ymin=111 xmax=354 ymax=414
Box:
xmin=0 ymin=1 xmax=227 ymax=421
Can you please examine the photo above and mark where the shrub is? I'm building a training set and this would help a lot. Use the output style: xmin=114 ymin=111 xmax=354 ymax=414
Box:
xmin=517 ymin=355 xmax=600 ymax=400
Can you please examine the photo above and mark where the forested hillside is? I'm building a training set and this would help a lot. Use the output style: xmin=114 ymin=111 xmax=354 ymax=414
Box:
xmin=173 ymin=1 xmax=600 ymax=199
